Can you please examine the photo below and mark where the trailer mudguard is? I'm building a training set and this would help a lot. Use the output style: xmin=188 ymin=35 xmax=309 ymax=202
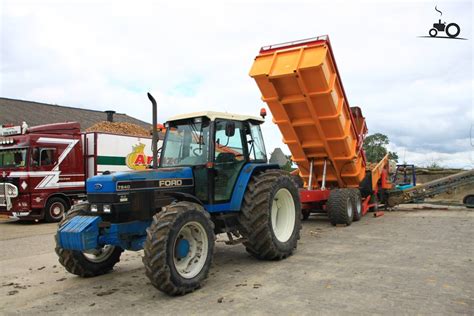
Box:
xmin=204 ymin=163 xmax=279 ymax=212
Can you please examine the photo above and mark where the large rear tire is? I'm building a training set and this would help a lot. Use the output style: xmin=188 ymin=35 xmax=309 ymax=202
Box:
xmin=445 ymin=23 xmax=460 ymax=38
xmin=327 ymin=189 xmax=354 ymax=226
xmin=55 ymin=204 xmax=124 ymax=277
xmin=143 ymin=202 xmax=215 ymax=296
xmin=239 ymin=169 xmax=301 ymax=260
xmin=349 ymin=189 xmax=362 ymax=222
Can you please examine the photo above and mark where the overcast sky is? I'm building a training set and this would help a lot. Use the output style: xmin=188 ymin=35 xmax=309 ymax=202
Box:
xmin=1 ymin=0 xmax=472 ymax=168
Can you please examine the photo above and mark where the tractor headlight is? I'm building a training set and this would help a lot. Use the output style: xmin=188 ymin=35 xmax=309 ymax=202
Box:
xmin=90 ymin=204 xmax=98 ymax=212
xmin=103 ymin=205 xmax=111 ymax=213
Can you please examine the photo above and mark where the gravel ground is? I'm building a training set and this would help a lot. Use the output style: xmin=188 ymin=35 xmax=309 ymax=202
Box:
xmin=0 ymin=205 xmax=472 ymax=315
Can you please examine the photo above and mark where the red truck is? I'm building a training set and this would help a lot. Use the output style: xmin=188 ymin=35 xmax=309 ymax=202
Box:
xmin=0 ymin=122 xmax=154 ymax=222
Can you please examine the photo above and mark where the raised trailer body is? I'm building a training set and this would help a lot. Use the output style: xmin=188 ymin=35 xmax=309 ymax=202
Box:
xmin=250 ymin=36 xmax=390 ymax=221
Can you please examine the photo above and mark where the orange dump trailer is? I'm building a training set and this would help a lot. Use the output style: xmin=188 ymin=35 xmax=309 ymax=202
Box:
xmin=250 ymin=36 xmax=392 ymax=224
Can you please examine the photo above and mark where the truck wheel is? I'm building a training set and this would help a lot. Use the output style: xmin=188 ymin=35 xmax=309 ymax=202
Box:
xmin=143 ymin=202 xmax=215 ymax=296
xmin=55 ymin=206 xmax=124 ymax=277
xmin=45 ymin=197 xmax=68 ymax=223
xmin=239 ymin=169 xmax=301 ymax=260
xmin=349 ymin=189 xmax=362 ymax=222
xmin=327 ymin=189 xmax=353 ymax=226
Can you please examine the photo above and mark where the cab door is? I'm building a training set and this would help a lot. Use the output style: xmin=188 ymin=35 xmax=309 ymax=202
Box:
xmin=213 ymin=120 xmax=247 ymax=203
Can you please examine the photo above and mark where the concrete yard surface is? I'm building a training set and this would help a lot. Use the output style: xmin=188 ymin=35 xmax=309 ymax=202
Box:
xmin=0 ymin=207 xmax=473 ymax=315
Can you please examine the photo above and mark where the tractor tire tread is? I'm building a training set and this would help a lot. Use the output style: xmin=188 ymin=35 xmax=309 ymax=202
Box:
xmin=239 ymin=169 xmax=301 ymax=260
xmin=142 ymin=202 xmax=214 ymax=296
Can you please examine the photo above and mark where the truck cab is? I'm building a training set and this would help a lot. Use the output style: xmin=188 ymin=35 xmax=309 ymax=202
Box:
xmin=0 ymin=122 xmax=84 ymax=221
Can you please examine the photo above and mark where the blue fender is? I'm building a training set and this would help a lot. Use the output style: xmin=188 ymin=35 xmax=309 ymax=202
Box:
xmin=204 ymin=163 xmax=279 ymax=212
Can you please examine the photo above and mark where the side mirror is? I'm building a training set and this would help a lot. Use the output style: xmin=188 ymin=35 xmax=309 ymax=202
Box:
xmin=225 ymin=122 xmax=235 ymax=137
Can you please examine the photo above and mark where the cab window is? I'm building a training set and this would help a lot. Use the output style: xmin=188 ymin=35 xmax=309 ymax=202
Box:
xmin=247 ymin=123 xmax=267 ymax=161
xmin=31 ymin=148 xmax=57 ymax=167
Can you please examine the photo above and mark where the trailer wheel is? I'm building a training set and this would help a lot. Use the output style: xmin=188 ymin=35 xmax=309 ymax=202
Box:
xmin=327 ymin=189 xmax=353 ymax=226
xmin=55 ymin=205 xmax=124 ymax=277
xmin=239 ymin=169 xmax=301 ymax=260
xmin=349 ymin=189 xmax=362 ymax=222
xmin=143 ymin=202 xmax=215 ymax=296
xmin=45 ymin=197 xmax=69 ymax=223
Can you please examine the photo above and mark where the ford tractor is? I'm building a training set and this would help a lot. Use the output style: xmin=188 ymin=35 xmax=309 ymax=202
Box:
xmin=55 ymin=94 xmax=301 ymax=296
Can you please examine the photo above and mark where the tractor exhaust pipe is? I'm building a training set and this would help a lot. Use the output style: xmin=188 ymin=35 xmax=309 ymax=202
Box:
xmin=147 ymin=92 xmax=158 ymax=169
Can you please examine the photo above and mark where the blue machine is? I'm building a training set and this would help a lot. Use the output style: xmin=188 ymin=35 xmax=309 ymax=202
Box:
xmin=55 ymin=95 xmax=301 ymax=296
xmin=393 ymin=164 xmax=417 ymax=190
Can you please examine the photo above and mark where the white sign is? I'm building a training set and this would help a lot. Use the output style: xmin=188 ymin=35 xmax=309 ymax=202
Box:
xmin=0 ymin=126 xmax=21 ymax=136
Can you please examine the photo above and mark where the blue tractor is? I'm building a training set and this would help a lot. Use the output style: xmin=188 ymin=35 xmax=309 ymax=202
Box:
xmin=55 ymin=94 xmax=301 ymax=296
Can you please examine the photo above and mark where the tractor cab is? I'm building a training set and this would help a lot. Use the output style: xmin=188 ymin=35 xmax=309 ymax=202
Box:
xmin=160 ymin=111 xmax=268 ymax=206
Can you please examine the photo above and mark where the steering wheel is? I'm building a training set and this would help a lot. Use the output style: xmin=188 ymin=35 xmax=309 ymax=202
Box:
xmin=193 ymin=148 xmax=203 ymax=156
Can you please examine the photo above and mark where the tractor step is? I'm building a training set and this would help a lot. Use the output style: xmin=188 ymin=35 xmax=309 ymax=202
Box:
xmin=225 ymin=232 xmax=247 ymax=245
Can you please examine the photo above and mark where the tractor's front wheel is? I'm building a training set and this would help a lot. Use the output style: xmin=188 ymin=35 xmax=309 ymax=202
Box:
xmin=143 ymin=202 xmax=215 ymax=296
xmin=239 ymin=170 xmax=301 ymax=260
xmin=55 ymin=206 xmax=124 ymax=277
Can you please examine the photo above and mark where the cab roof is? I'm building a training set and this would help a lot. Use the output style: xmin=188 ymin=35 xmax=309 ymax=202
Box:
xmin=167 ymin=111 xmax=264 ymax=123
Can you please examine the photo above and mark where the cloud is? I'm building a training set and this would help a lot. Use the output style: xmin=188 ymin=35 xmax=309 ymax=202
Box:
xmin=1 ymin=0 xmax=472 ymax=168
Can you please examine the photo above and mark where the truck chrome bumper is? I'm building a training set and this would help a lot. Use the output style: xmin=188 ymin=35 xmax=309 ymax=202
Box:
xmin=0 ymin=183 xmax=19 ymax=211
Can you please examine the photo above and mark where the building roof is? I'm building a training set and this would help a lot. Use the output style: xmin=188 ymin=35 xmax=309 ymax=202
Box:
xmin=269 ymin=147 xmax=289 ymax=167
xmin=167 ymin=111 xmax=264 ymax=123
xmin=0 ymin=97 xmax=151 ymax=131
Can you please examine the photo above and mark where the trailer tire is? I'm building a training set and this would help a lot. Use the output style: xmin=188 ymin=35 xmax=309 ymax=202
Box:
xmin=327 ymin=189 xmax=353 ymax=226
xmin=55 ymin=205 xmax=124 ymax=277
xmin=45 ymin=197 xmax=68 ymax=223
xmin=143 ymin=202 xmax=215 ymax=296
xmin=239 ymin=169 xmax=301 ymax=260
xmin=349 ymin=189 xmax=362 ymax=222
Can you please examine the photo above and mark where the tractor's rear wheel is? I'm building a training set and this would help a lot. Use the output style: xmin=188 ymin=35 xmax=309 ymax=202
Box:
xmin=327 ymin=189 xmax=354 ymax=226
xmin=55 ymin=205 xmax=124 ymax=277
xmin=143 ymin=202 xmax=215 ymax=296
xmin=239 ymin=169 xmax=301 ymax=260
xmin=446 ymin=23 xmax=460 ymax=38
xmin=349 ymin=189 xmax=363 ymax=222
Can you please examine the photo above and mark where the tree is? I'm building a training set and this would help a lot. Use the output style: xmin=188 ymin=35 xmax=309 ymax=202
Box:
xmin=363 ymin=133 xmax=398 ymax=163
